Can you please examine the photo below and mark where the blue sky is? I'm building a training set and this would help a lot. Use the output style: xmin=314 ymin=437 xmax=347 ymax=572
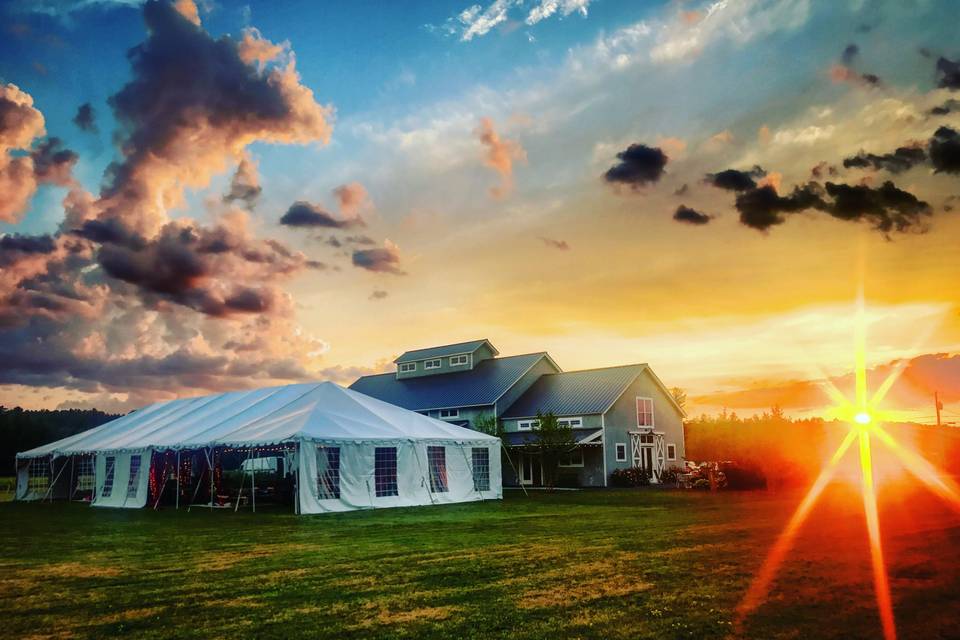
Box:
xmin=2 ymin=0 xmax=960 ymax=419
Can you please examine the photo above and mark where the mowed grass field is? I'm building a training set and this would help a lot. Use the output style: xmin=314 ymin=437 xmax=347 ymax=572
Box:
xmin=1 ymin=485 xmax=959 ymax=640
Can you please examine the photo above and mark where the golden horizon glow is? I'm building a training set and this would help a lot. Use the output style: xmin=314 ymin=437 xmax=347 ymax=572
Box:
xmin=736 ymin=293 xmax=960 ymax=640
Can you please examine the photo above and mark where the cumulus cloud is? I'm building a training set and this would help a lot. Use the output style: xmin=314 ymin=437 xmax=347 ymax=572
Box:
xmin=0 ymin=1 xmax=337 ymax=406
xmin=437 ymin=0 xmax=591 ymax=41
xmin=476 ymin=117 xmax=526 ymax=198
xmin=72 ymin=102 xmax=97 ymax=133
xmin=280 ymin=201 xmax=363 ymax=228
xmin=222 ymin=153 xmax=262 ymax=208
xmin=332 ymin=181 xmax=371 ymax=217
xmin=603 ymin=143 xmax=668 ymax=189
xmin=369 ymin=290 xmax=389 ymax=301
xmin=539 ymin=236 xmax=570 ymax=250
xmin=929 ymin=99 xmax=960 ymax=116
xmin=352 ymin=239 xmax=405 ymax=275
xmin=237 ymin=27 xmax=286 ymax=67
xmin=673 ymin=205 xmax=712 ymax=225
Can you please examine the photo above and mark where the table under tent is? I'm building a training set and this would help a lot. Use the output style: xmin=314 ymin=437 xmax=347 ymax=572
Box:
xmin=14 ymin=382 xmax=502 ymax=514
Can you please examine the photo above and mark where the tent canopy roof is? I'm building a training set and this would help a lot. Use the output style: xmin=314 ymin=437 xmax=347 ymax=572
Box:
xmin=17 ymin=382 xmax=497 ymax=459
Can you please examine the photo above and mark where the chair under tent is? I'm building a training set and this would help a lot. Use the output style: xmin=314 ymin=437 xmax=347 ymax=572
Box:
xmin=15 ymin=382 xmax=503 ymax=514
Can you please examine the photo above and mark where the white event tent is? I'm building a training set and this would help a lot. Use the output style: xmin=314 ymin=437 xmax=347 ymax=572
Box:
xmin=15 ymin=382 xmax=502 ymax=514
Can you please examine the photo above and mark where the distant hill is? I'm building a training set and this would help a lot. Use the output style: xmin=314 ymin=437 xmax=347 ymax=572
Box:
xmin=1 ymin=407 xmax=121 ymax=473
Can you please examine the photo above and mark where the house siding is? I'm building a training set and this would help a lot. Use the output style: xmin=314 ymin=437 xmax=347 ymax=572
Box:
xmin=420 ymin=405 xmax=494 ymax=430
xmin=396 ymin=343 xmax=499 ymax=380
xmin=602 ymin=370 xmax=685 ymax=482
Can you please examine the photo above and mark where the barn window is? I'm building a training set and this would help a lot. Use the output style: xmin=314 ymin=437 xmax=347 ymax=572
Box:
xmin=667 ymin=444 xmax=677 ymax=460
xmin=399 ymin=362 xmax=417 ymax=373
xmin=449 ymin=354 xmax=470 ymax=366
xmin=102 ymin=456 xmax=116 ymax=497
xmin=438 ymin=409 xmax=459 ymax=419
xmin=559 ymin=449 xmax=584 ymax=467
xmin=615 ymin=443 xmax=627 ymax=462
xmin=126 ymin=455 xmax=142 ymax=498
xmin=471 ymin=448 xmax=490 ymax=492
xmin=424 ymin=358 xmax=441 ymax=369
xmin=637 ymin=397 xmax=654 ymax=427
xmin=374 ymin=447 xmax=398 ymax=497
xmin=428 ymin=446 xmax=448 ymax=493
xmin=316 ymin=447 xmax=341 ymax=499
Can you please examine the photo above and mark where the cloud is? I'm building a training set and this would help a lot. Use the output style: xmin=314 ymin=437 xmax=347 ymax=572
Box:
xmin=673 ymin=205 xmax=712 ymax=225
xmin=332 ymin=181 xmax=371 ymax=217
xmin=0 ymin=83 xmax=47 ymax=223
xmin=705 ymin=166 xmax=766 ymax=192
xmin=29 ymin=137 xmax=79 ymax=185
xmin=437 ymin=0 xmax=591 ymax=41
xmin=603 ymin=143 xmax=668 ymax=189
xmin=929 ymin=126 xmax=960 ymax=174
xmin=929 ymin=99 xmax=960 ymax=116
xmin=476 ymin=117 xmax=526 ymax=198
xmin=841 ymin=43 xmax=859 ymax=65
xmin=539 ymin=236 xmax=570 ymax=250
xmin=279 ymin=201 xmax=363 ymax=228
xmin=733 ymin=183 xmax=826 ymax=230
xmin=352 ymin=239 xmax=405 ymax=275
xmin=674 ymin=183 xmax=689 ymax=196
xmin=72 ymin=102 xmax=97 ymax=133
xmin=830 ymin=64 xmax=881 ymax=87
xmin=935 ymin=56 xmax=960 ymax=91
xmin=842 ymin=145 xmax=926 ymax=174
xmin=237 ymin=27 xmax=286 ymax=67
xmin=525 ymin=0 xmax=590 ymax=25
xmin=222 ymin=153 xmax=262 ymax=207
xmin=173 ymin=0 xmax=200 ymax=25
xmin=369 ymin=290 xmax=389 ymax=301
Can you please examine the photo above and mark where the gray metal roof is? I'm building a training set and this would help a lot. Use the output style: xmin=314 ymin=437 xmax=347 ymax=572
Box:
xmin=394 ymin=339 xmax=498 ymax=364
xmin=350 ymin=353 xmax=547 ymax=411
xmin=501 ymin=364 xmax=647 ymax=419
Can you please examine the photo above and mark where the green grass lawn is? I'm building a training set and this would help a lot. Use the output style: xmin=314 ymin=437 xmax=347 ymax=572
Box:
xmin=1 ymin=486 xmax=958 ymax=639
xmin=0 ymin=476 xmax=13 ymax=502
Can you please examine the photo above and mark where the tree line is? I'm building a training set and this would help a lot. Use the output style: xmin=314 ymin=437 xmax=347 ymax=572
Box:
xmin=0 ymin=406 xmax=121 ymax=473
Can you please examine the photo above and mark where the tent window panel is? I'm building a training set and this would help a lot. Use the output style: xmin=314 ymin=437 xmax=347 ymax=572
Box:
xmin=374 ymin=447 xmax=398 ymax=497
xmin=126 ymin=455 xmax=142 ymax=498
xmin=102 ymin=456 xmax=116 ymax=497
xmin=316 ymin=447 xmax=341 ymax=500
xmin=471 ymin=447 xmax=490 ymax=492
xmin=27 ymin=458 xmax=49 ymax=492
xmin=427 ymin=446 xmax=448 ymax=493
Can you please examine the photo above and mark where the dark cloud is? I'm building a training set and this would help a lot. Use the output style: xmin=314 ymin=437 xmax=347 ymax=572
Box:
xmin=352 ymin=240 xmax=404 ymax=275
xmin=72 ymin=102 xmax=97 ymax=132
xmin=280 ymin=201 xmax=363 ymax=229
xmin=930 ymin=126 xmax=960 ymax=174
xmin=860 ymin=73 xmax=881 ymax=86
xmin=706 ymin=166 xmax=766 ymax=192
xmin=673 ymin=183 xmax=689 ymax=196
xmin=841 ymin=44 xmax=859 ymax=65
xmin=369 ymin=290 xmax=388 ymax=301
xmin=673 ymin=205 xmax=712 ymax=225
xmin=811 ymin=161 xmax=838 ymax=179
xmin=603 ymin=144 xmax=668 ymax=188
xmin=344 ymin=234 xmax=376 ymax=246
xmin=0 ymin=233 xmax=56 ymax=268
xmin=842 ymin=145 xmax=926 ymax=174
xmin=822 ymin=181 xmax=932 ymax=232
xmin=29 ymin=137 xmax=79 ymax=184
xmin=930 ymin=99 xmax=960 ymax=116
xmin=539 ymin=237 xmax=570 ymax=250
xmin=936 ymin=56 xmax=960 ymax=90
xmin=734 ymin=184 xmax=825 ymax=231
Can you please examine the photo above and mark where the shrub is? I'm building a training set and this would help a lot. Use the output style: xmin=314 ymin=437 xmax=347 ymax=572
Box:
xmin=720 ymin=462 xmax=767 ymax=490
xmin=660 ymin=465 xmax=685 ymax=486
xmin=609 ymin=466 xmax=651 ymax=487
xmin=691 ymin=478 xmax=711 ymax=491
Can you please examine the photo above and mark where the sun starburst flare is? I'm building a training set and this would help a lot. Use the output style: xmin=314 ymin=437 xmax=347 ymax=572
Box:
xmin=735 ymin=293 xmax=960 ymax=640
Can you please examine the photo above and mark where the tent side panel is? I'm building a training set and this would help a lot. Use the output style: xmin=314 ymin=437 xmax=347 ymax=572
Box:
xmin=91 ymin=450 xmax=150 ymax=509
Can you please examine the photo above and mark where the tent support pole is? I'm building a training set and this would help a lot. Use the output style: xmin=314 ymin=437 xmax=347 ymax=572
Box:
xmin=459 ymin=446 xmax=483 ymax=502
xmin=251 ymin=450 xmax=256 ymax=514
xmin=153 ymin=453 xmax=168 ymax=510
xmin=235 ymin=448 xmax=252 ymax=513
xmin=175 ymin=450 xmax=180 ymax=510
xmin=293 ymin=441 xmax=300 ymax=515
xmin=207 ymin=447 xmax=214 ymax=511
xmin=412 ymin=441 xmax=436 ymax=505
xmin=500 ymin=441 xmax=528 ymax=497
xmin=187 ymin=452 xmax=205 ymax=512
xmin=43 ymin=456 xmax=69 ymax=503
xmin=69 ymin=456 xmax=76 ymax=500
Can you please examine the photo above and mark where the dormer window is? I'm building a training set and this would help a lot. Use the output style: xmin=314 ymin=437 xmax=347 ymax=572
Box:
xmin=439 ymin=409 xmax=460 ymax=419
xmin=424 ymin=358 xmax=441 ymax=369
xmin=450 ymin=354 xmax=470 ymax=367
xmin=399 ymin=362 xmax=417 ymax=373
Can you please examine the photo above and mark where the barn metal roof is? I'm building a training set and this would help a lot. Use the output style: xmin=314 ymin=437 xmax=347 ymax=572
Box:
xmin=501 ymin=364 xmax=647 ymax=419
xmin=350 ymin=353 xmax=548 ymax=411
xmin=394 ymin=339 xmax=498 ymax=363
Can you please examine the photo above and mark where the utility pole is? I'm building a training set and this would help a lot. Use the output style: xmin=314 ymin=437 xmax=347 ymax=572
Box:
xmin=935 ymin=391 xmax=942 ymax=427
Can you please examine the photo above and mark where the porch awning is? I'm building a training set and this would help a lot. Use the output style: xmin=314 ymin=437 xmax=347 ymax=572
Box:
xmin=502 ymin=429 xmax=603 ymax=447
